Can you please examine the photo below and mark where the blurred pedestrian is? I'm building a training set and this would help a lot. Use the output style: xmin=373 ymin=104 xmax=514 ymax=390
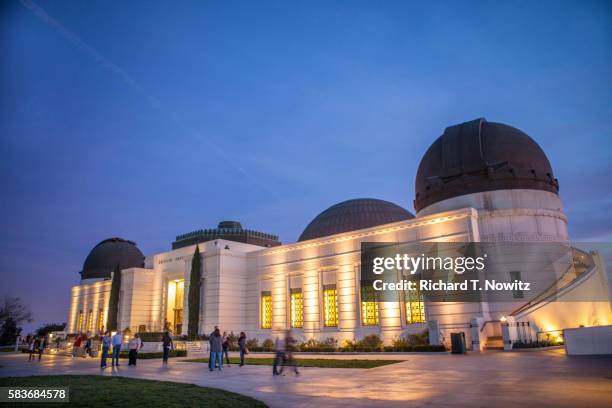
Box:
xmin=38 ymin=335 xmax=47 ymax=361
xmin=222 ymin=331 xmax=231 ymax=366
xmin=100 ymin=331 xmax=111 ymax=369
xmin=162 ymin=331 xmax=173 ymax=364
xmin=238 ymin=332 xmax=247 ymax=367
xmin=111 ymin=330 xmax=123 ymax=367
xmin=72 ymin=333 xmax=83 ymax=357
xmin=279 ymin=330 xmax=299 ymax=375
xmin=27 ymin=337 xmax=36 ymax=361
xmin=84 ymin=333 xmax=92 ymax=358
xmin=272 ymin=334 xmax=285 ymax=375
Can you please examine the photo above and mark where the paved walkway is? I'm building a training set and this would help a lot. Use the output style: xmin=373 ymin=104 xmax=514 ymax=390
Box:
xmin=1 ymin=349 xmax=611 ymax=407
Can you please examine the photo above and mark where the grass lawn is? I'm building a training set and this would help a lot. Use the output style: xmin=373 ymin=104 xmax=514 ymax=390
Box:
xmin=182 ymin=357 xmax=399 ymax=368
xmin=0 ymin=375 xmax=267 ymax=407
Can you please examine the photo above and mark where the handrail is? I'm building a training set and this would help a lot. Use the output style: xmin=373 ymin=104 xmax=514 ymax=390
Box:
xmin=509 ymin=247 xmax=595 ymax=317
xmin=480 ymin=320 xmax=501 ymax=333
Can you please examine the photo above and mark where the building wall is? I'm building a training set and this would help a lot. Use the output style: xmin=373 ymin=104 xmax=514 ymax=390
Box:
xmin=247 ymin=208 xmax=479 ymax=343
xmin=67 ymin=189 xmax=611 ymax=350
xmin=116 ymin=268 xmax=165 ymax=333
xmin=68 ymin=280 xmax=111 ymax=334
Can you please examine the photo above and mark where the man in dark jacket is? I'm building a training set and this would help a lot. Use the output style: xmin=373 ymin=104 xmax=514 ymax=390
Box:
xmin=162 ymin=332 xmax=173 ymax=364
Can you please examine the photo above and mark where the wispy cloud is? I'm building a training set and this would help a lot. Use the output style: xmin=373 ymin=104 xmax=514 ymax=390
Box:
xmin=19 ymin=0 xmax=280 ymax=200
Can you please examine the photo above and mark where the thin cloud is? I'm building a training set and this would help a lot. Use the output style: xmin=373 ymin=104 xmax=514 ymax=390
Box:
xmin=19 ymin=0 xmax=280 ymax=200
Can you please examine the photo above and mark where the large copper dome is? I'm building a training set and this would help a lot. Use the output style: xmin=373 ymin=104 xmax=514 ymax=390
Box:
xmin=80 ymin=238 xmax=144 ymax=280
xmin=414 ymin=118 xmax=559 ymax=212
xmin=298 ymin=198 xmax=414 ymax=242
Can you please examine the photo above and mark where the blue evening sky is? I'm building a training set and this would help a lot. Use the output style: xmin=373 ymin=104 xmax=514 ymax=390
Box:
xmin=1 ymin=0 xmax=611 ymax=331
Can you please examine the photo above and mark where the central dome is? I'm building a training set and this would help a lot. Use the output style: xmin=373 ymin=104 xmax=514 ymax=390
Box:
xmin=81 ymin=238 xmax=144 ymax=280
xmin=298 ymin=198 xmax=414 ymax=242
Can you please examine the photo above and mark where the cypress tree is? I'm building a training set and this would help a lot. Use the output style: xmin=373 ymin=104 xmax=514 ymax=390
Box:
xmin=107 ymin=264 xmax=121 ymax=332
xmin=187 ymin=245 xmax=202 ymax=340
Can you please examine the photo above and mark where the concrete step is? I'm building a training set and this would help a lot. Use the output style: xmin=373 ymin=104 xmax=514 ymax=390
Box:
xmin=484 ymin=336 xmax=504 ymax=350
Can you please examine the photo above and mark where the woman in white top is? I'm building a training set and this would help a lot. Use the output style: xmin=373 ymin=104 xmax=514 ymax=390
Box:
xmin=128 ymin=334 xmax=143 ymax=366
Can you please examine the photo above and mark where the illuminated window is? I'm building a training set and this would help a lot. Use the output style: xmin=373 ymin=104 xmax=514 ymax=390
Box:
xmin=97 ymin=309 xmax=104 ymax=334
xmin=361 ymin=285 xmax=379 ymax=326
xmin=405 ymin=289 xmax=425 ymax=324
xmin=290 ymin=288 xmax=303 ymax=328
xmin=173 ymin=280 xmax=185 ymax=335
xmin=323 ymin=284 xmax=338 ymax=327
xmin=261 ymin=291 xmax=272 ymax=329
xmin=77 ymin=310 xmax=83 ymax=332
xmin=86 ymin=310 xmax=93 ymax=333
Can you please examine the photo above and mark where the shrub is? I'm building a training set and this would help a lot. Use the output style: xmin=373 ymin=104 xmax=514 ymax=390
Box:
xmin=299 ymin=337 xmax=338 ymax=352
xmin=137 ymin=332 xmax=164 ymax=342
xmin=357 ymin=334 xmax=383 ymax=352
xmin=245 ymin=338 xmax=259 ymax=350
xmin=226 ymin=332 xmax=238 ymax=351
xmin=340 ymin=339 xmax=357 ymax=352
xmin=512 ymin=340 xmax=563 ymax=349
xmin=262 ymin=339 xmax=274 ymax=351
xmin=391 ymin=330 xmax=429 ymax=350
xmin=117 ymin=349 xmax=187 ymax=359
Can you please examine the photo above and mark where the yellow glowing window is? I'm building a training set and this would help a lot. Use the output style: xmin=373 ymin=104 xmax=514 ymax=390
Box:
xmin=323 ymin=285 xmax=338 ymax=327
xmin=361 ymin=285 xmax=379 ymax=326
xmin=290 ymin=288 xmax=303 ymax=328
xmin=261 ymin=291 xmax=272 ymax=329
xmin=405 ymin=289 xmax=425 ymax=324
xmin=77 ymin=310 xmax=83 ymax=332
xmin=97 ymin=309 xmax=104 ymax=333
xmin=86 ymin=310 xmax=93 ymax=333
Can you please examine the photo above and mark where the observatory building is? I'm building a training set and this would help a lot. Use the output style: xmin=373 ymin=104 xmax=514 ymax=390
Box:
xmin=68 ymin=118 xmax=611 ymax=349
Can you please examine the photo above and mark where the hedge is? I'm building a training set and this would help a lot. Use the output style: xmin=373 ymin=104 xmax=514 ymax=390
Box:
xmin=137 ymin=332 xmax=165 ymax=342
xmin=117 ymin=350 xmax=187 ymax=359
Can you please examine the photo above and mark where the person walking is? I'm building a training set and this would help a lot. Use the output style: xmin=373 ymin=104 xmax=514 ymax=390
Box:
xmin=162 ymin=331 xmax=173 ymax=364
xmin=272 ymin=334 xmax=285 ymax=375
xmin=100 ymin=331 xmax=111 ymax=369
xmin=238 ymin=332 xmax=247 ymax=367
xmin=84 ymin=334 xmax=92 ymax=358
xmin=72 ymin=333 xmax=83 ymax=357
xmin=38 ymin=335 xmax=47 ymax=362
xmin=222 ymin=332 xmax=231 ymax=366
xmin=27 ymin=337 xmax=36 ymax=362
xmin=279 ymin=330 xmax=299 ymax=375
xmin=209 ymin=328 xmax=223 ymax=371
xmin=128 ymin=334 xmax=142 ymax=366
xmin=111 ymin=330 xmax=123 ymax=367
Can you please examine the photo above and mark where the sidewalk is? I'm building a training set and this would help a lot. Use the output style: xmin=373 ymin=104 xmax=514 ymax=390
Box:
xmin=1 ymin=349 xmax=611 ymax=407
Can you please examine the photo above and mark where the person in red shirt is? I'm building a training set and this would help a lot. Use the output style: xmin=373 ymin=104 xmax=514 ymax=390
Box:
xmin=73 ymin=334 xmax=83 ymax=357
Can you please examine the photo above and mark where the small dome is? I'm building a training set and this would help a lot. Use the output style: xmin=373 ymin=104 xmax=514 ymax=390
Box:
xmin=81 ymin=238 xmax=144 ymax=280
xmin=414 ymin=118 xmax=559 ymax=212
xmin=298 ymin=198 xmax=414 ymax=242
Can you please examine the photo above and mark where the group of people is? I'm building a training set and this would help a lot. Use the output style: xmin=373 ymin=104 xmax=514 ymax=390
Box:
xmin=26 ymin=335 xmax=47 ymax=362
xmin=72 ymin=333 xmax=95 ymax=358
xmin=207 ymin=328 xmax=242 ymax=371
xmin=99 ymin=330 xmax=144 ymax=368
xmin=207 ymin=328 xmax=298 ymax=376
xmin=24 ymin=326 xmax=301 ymax=375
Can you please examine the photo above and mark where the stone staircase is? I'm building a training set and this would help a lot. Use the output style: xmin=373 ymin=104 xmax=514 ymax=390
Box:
xmin=484 ymin=336 xmax=504 ymax=350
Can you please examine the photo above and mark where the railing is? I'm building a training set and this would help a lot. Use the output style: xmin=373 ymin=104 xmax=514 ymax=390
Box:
xmin=510 ymin=247 xmax=595 ymax=317
xmin=479 ymin=320 xmax=501 ymax=333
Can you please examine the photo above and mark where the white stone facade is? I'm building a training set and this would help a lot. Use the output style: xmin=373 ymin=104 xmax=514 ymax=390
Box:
xmin=68 ymin=189 xmax=612 ymax=349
